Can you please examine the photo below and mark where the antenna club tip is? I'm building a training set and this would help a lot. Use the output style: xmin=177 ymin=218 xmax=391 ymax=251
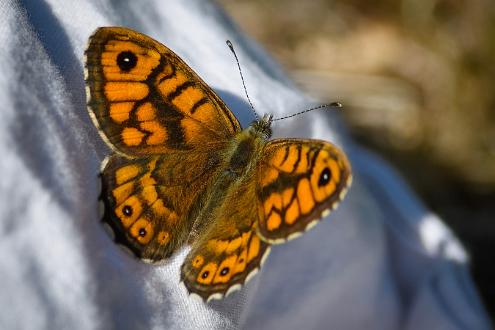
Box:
xmin=272 ymin=102 xmax=343 ymax=121
xmin=226 ymin=40 xmax=234 ymax=51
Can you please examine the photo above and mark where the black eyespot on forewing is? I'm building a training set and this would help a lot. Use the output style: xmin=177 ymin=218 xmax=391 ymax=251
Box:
xmin=117 ymin=51 xmax=137 ymax=72
xmin=138 ymin=228 xmax=147 ymax=237
xmin=201 ymin=271 xmax=209 ymax=279
xmin=318 ymin=167 xmax=331 ymax=187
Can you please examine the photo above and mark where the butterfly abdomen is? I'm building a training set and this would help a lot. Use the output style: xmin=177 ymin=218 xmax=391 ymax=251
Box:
xmin=186 ymin=129 xmax=265 ymax=238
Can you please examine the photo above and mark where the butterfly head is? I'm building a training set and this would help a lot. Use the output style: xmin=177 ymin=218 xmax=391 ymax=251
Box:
xmin=251 ymin=114 xmax=273 ymax=140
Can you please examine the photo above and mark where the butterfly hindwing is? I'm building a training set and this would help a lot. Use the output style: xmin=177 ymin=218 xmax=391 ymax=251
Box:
xmin=256 ymin=139 xmax=352 ymax=243
xmin=100 ymin=145 xmax=226 ymax=262
xmin=181 ymin=172 xmax=270 ymax=301
xmin=85 ymin=27 xmax=241 ymax=156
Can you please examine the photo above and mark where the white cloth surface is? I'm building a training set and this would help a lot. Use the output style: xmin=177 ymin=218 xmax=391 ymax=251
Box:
xmin=0 ymin=0 xmax=490 ymax=329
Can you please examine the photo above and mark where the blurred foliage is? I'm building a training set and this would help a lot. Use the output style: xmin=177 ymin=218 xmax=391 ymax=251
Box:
xmin=219 ymin=0 xmax=495 ymax=317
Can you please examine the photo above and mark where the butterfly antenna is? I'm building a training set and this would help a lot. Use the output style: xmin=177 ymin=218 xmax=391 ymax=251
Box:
xmin=226 ymin=40 xmax=259 ymax=121
xmin=272 ymin=102 xmax=343 ymax=121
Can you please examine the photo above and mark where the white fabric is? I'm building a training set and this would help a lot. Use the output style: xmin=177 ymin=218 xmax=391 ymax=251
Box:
xmin=0 ymin=0 xmax=490 ymax=329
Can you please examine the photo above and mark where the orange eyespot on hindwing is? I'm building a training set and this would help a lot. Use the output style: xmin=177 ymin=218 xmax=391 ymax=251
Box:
xmin=129 ymin=218 xmax=154 ymax=244
xmin=197 ymin=263 xmax=217 ymax=284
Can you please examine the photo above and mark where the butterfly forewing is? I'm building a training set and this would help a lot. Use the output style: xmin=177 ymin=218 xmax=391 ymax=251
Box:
xmin=85 ymin=27 xmax=240 ymax=156
xmin=256 ymin=139 xmax=352 ymax=243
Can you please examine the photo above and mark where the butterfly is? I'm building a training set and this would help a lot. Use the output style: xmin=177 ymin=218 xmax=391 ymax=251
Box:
xmin=84 ymin=27 xmax=352 ymax=302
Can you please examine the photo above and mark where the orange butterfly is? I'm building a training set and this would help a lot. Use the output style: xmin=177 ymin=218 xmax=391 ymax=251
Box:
xmin=85 ymin=27 xmax=352 ymax=302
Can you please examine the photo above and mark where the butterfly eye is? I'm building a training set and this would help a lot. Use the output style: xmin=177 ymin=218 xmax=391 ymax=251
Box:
xmin=220 ymin=267 xmax=230 ymax=276
xmin=318 ymin=167 xmax=332 ymax=187
xmin=116 ymin=51 xmax=137 ymax=72
xmin=122 ymin=205 xmax=133 ymax=216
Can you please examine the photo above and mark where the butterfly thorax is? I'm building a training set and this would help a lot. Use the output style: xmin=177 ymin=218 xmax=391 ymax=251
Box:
xmin=225 ymin=122 xmax=269 ymax=177
xmin=187 ymin=123 xmax=267 ymax=240
xmin=220 ymin=114 xmax=272 ymax=176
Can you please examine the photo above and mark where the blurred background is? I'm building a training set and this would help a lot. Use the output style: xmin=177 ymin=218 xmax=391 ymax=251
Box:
xmin=218 ymin=0 xmax=495 ymax=319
